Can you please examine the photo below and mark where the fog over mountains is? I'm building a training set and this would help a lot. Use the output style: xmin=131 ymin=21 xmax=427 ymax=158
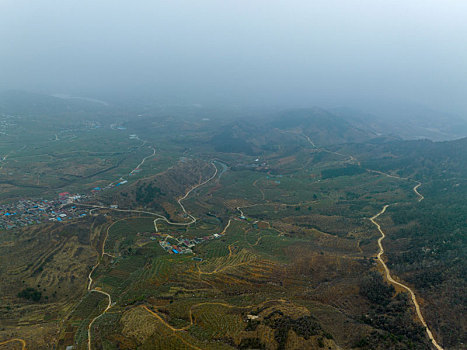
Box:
xmin=1 ymin=1 xmax=467 ymax=117
xmin=1 ymin=2 xmax=467 ymax=349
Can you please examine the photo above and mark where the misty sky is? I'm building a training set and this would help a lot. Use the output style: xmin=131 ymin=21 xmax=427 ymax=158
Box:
xmin=1 ymin=1 xmax=466 ymax=113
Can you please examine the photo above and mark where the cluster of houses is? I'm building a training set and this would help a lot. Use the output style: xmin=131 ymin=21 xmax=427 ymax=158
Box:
xmin=0 ymin=136 xmax=145 ymax=231
xmin=239 ymin=157 xmax=269 ymax=171
xmin=0 ymin=169 xmax=136 ymax=231
xmin=0 ymin=193 xmax=89 ymax=230
xmin=159 ymin=239 xmax=194 ymax=254
xmin=153 ymin=231 xmax=223 ymax=255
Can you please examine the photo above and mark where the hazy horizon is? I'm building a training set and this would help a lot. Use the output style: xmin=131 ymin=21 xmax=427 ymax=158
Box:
xmin=1 ymin=1 xmax=466 ymax=115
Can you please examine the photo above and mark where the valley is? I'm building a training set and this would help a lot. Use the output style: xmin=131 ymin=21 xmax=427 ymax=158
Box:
xmin=0 ymin=95 xmax=465 ymax=349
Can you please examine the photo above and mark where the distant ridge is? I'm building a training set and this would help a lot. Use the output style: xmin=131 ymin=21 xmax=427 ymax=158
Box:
xmin=270 ymin=107 xmax=377 ymax=146
xmin=0 ymin=90 xmax=108 ymax=115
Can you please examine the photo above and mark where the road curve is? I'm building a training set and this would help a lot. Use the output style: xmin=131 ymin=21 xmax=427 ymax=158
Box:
xmin=301 ymin=133 xmax=440 ymax=347
xmin=0 ymin=338 xmax=26 ymax=350
xmin=79 ymin=161 xmax=218 ymax=232
xmin=87 ymin=289 xmax=112 ymax=350
xmin=413 ymin=182 xmax=424 ymax=202
xmin=86 ymin=219 xmax=115 ymax=349
xmin=370 ymin=205 xmax=443 ymax=350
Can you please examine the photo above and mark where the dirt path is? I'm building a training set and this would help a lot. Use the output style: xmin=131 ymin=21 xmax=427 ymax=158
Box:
xmin=77 ymin=161 xmax=218 ymax=233
xmin=86 ymin=220 xmax=115 ymax=350
xmin=366 ymin=169 xmax=425 ymax=202
xmin=177 ymin=162 xmax=218 ymax=215
xmin=220 ymin=219 xmax=232 ymax=235
xmin=87 ymin=217 xmax=126 ymax=290
xmin=0 ymin=338 xmax=26 ymax=350
xmin=154 ymin=161 xmax=218 ymax=230
xmin=303 ymin=134 xmax=316 ymax=147
xmin=129 ymin=146 xmax=156 ymax=175
xmin=413 ymin=182 xmax=424 ymax=202
xmin=302 ymin=133 xmax=358 ymax=164
xmin=140 ymin=306 xmax=203 ymax=350
xmin=141 ymin=299 xmax=285 ymax=335
xmin=370 ymin=205 xmax=443 ymax=350
xmin=87 ymin=289 xmax=112 ymax=350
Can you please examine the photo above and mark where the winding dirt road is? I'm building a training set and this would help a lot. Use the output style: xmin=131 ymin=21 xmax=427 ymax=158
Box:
xmin=87 ymin=290 xmax=112 ymax=350
xmin=154 ymin=161 xmax=218 ymax=230
xmin=0 ymin=338 xmax=26 ymax=350
xmin=413 ymin=182 xmax=424 ymax=202
xmin=370 ymin=205 xmax=443 ymax=350
xmin=82 ymin=161 xmax=218 ymax=232
xmin=86 ymin=219 xmax=116 ymax=350
xmin=219 ymin=219 xmax=232 ymax=235
xmin=302 ymin=133 xmax=440 ymax=348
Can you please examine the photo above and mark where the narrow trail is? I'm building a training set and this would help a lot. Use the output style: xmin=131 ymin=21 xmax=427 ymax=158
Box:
xmin=87 ymin=290 xmax=112 ymax=350
xmin=87 ymin=217 xmax=126 ymax=290
xmin=302 ymin=133 xmax=429 ymax=195
xmin=141 ymin=299 xmax=286 ymax=341
xmin=220 ymin=219 xmax=232 ymax=235
xmin=162 ymin=161 xmax=218 ymax=228
xmin=86 ymin=219 xmax=115 ymax=350
xmin=303 ymin=134 xmax=316 ymax=147
xmin=140 ymin=306 xmax=203 ymax=350
xmin=77 ymin=161 xmax=218 ymax=233
xmin=301 ymin=132 xmax=357 ymax=164
xmin=104 ymin=138 xmax=151 ymax=187
xmin=129 ymin=146 xmax=156 ymax=175
xmin=235 ymin=203 xmax=262 ymax=218
xmin=0 ymin=338 xmax=26 ymax=350
xmin=366 ymin=169 xmax=425 ymax=203
xmin=370 ymin=205 xmax=443 ymax=350
xmin=413 ymin=182 xmax=424 ymax=202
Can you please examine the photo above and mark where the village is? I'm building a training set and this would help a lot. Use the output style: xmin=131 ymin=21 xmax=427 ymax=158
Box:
xmin=0 ymin=184 xmax=229 ymax=259
xmin=0 ymin=192 xmax=89 ymax=230
xmin=0 ymin=174 xmax=134 ymax=231
xmin=0 ymin=135 xmax=228 ymax=257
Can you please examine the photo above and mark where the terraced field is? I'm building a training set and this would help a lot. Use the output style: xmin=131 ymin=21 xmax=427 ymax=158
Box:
xmin=1 ymin=100 xmax=464 ymax=349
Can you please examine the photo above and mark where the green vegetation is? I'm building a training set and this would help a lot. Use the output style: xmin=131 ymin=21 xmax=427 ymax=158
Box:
xmin=359 ymin=271 xmax=394 ymax=306
xmin=321 ymin=165 xmax=366 ymax=179
xmin=0 ymin=95 xmax=464 ymax=349
xmin=136 ymin=183 xmax=163 ymax=204
xmin=17 ymin=287 xmax=42 ymax=302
